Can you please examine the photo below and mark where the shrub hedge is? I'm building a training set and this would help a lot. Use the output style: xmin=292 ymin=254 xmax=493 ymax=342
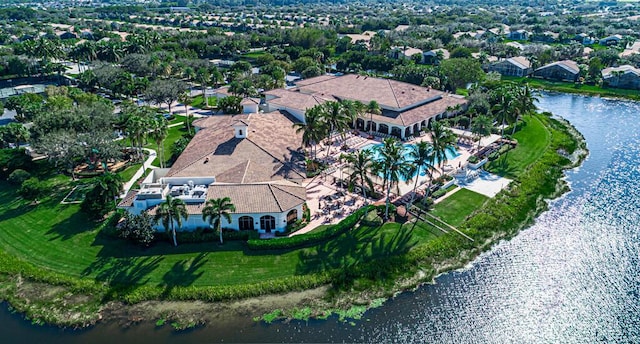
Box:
xmin=247 ymin=205 xmax=373 ymax=250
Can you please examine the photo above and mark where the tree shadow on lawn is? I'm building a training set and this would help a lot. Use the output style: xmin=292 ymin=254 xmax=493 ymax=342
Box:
xmin=46 ymin=210 xmax=98 ymax=241
xmin=81 ymin=255 xmax=164 ymax=301
xmin=295 ymin=223 xmax=417 ymax=275
xmin=487 ymin=151 xmax=518 ymax=178
xmin=159 ymin=252 xmax=208 ymax=297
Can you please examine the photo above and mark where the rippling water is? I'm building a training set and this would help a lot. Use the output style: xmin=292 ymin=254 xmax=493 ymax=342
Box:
xmin=3 ymin=92 xmax=640 ymax=343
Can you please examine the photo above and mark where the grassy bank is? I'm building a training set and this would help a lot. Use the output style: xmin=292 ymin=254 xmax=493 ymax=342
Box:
xmin=505 ymin=76 xmax=640 ymax=101
xmin=0 ymin=113 xmax=585 ymax=327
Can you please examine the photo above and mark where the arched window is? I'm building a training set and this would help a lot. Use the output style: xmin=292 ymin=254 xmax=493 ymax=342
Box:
xmin=286 ymin=209 xmax=298 ymax=225
xmin=378 ymin=123 xmax=389 ymax=134
xmin=238 ymin=216 xmax=254 ymax=231
xmin=260 ymin=215 xmax=276 ymax=232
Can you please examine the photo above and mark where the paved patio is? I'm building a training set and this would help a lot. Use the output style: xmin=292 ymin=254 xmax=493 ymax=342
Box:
xmin=455 ymin=170 xmax=512 ymax=198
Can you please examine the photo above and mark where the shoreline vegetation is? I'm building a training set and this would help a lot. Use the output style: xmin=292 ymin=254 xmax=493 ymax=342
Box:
xmin=505 ymin=76 xmax=640 ymax=101
xmin=0 ymin=112 xmax=587 ymax=330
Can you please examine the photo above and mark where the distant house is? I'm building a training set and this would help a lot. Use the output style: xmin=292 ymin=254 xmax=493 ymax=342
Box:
xmin=602 ymin=65 xmax=640 ymax=89
xmin=422 ymin=49 xmax=450 ymax=65
xmin=488 ymin=56 xmax=532 ymax=77
xmin=80 ymin=30 xmax=94 ymax=40
xmin=389 ymin=47 xmax=424 ymax=61
xmin=533 ymin=60 xmax=581 ymax=82
xmin=600 ymin=34 xmax=622 ymax=46
xmin=58 ymin=31 xmax=77 ymax=40
xmin=507 ymin=30 xmax=529 ymax=41
xmin=573 ymin=33 xmax=595 ymax=45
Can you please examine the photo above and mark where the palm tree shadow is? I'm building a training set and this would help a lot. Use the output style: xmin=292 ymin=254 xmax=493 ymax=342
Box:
xmin=160 ymin=252 xmax=208 ymax=296
xmin=81 ymin=255 xmax=164 ymax=301
xmin=487 ymin=153 xmax=517 ymax=178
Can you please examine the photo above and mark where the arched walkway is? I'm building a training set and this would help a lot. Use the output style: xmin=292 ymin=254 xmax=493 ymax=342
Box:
xmin=378 ymin=123 xmax=389 ymax=134
xmin=356 ymin=118 xmax=365 ymax=130
xmin=238 ymin=216 xmax=254 ymax=231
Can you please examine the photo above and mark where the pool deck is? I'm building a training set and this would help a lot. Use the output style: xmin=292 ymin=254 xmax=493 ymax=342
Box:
xmin=293 ymin=129 xmax=510 ymax=235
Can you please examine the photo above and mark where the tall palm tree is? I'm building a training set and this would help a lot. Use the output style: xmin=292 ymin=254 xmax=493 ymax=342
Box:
xmin=178 ymin=91 xmax=193 ymax=135
xmin=366 ymin=100 xmax=382 ymax=135
xmin=343 ymin=149 xmax=375 ymax=200
xmin=471 ymin=115 xmax=494 ymax=150
xmin=202 ymin=197 xmax=236 ymax=244
xmin=155 ymin=195 xmax=189 ymax=247
xmin=512 ymin=84 xmax=537 ymax=135
xmin=407 ymin=141 xmax=435 ymax=203
xmin=320 ymin=101 xmax=350 ymax=158
xmin=376 ymin=138 xmax=412 ymax=219
xmin=293 ymin=104 xmax=326 ymax=161
xmin=149 ymin=116 xmax=168 ymax=168
xmin=195 ymin=67 xmax=211 ymax=107
xmin=125 ymin=109 xmax=152 ymax=161
xmin=340 ymin=99 xmax=365 ymax=130
xmin=492 ymin=85 xmax=516 ymax=139
xmin=430 ymin=122 xmax=457 ymax=171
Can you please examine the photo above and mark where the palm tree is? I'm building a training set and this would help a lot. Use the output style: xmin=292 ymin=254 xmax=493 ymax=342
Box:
xmin=492 ymin=85 xmax=517 ymax=139
xmin=125 ymin=109 xmax=151 ymax=161
xmin=155 ymin=195 xmax=189 ymax=247
xmin=376 ymin=138 xmax=412 ymax=219
xmin=293 ymin=104 xmax=326 ymax=161
xmin=407 ymin=141 xmax=435 ymax=203
xmin=6 ymin=123 xmax=29 ymax=149
xmin=320 ymin=101 xmax=350 ymax=158
xmin=202 ymin=197 xmax=236 ymax=244
xmin=343 ymin=149 xmax=375 ymax=200
xmin=178 ymin=91 xmax=192 ymax=135
xmin=94 ymin=172 xmax=123 ymax=208
xmin=340 ymin=99 xmax=364 ymax=130
xmin=470 ymin=115 xmax=494 ymax=150
xmin=366 ymin=100 xmax=382 ymax=135
xmin=149 ymin=116 xmax=168 ymax=168
xmin=511 ymin=84 xmax=537 ymax=135
xmin=195 ymin=67 xmax=210 ymax=107
xmin=429 ymin=122 xmax=457 ymax=171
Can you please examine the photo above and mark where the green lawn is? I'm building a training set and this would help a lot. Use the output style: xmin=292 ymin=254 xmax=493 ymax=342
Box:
xmin=0 ymin=182 xmax=438 ymax=289
xmin=486 ymin=114 xmax=550 ymax=179
xmin=117 ymin=163 xmax=142 ymax=182
xmin=430 ymin=189 xmax=488 ymax=227
xmin=144 ymin=124 xmax=191 ymax=167
xmin=190 ymin=95 xmax=218 ymax=109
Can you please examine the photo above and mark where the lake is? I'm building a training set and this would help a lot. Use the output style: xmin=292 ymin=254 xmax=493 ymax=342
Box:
xmin=2 ymin=92 xmax=640 ymax=343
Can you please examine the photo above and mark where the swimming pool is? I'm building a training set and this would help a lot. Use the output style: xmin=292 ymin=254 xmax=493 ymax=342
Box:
xmin=361 ymin=143 xmax=460 ymax=181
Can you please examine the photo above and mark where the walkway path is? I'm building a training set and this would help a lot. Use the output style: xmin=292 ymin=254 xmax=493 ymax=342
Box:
xmin=120 ymin=148 xmax=157 ymax=198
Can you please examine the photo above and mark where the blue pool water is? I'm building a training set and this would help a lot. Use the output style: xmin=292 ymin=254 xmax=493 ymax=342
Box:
xmin=361 ymin=143 xmax=460 ymax=181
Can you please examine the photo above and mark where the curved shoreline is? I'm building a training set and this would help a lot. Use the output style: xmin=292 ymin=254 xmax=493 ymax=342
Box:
xmin=0 ymin=113 xmax=588 ymax=329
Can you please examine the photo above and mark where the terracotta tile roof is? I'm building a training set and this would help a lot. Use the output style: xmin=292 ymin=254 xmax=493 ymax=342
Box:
xmin=602 ymin=64 xmax=640 ymax=77
xmin=369 ymin=94 xmax=468 ymax=126
xmin=264 ymin=88 xmax=330 ymax=111
xmin=168 ymin=112 xmax=305 ymax=183
xmin=293 ymin=75 xmax=337 ymax=87
xmin=295 ymin=74 xmax=447 ymax=109
xmin=118 ymin=190 xmax=138 ymax=208
xmin=537 ymin=60 xmax=580 ymax=74
xmin=507 ymin=56 xmax=531 ymax=69
xmin=147 ymin=203 xmax=206 ymax=217
xmin=205 ymin=181 xmax=306 ymax=213
xmin=240 ymin=97 xmax=260 ymax=105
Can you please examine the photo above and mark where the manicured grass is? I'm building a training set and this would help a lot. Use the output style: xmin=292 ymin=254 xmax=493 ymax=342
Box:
xmin=504 ymin=76 xmax=640 ymax=100
xmin=430 ymin=189 xmax=488 ymax=227
xmin=117 ymin=163 xmax=142 ymax=182
xmin=486 ymin=114 xmax=550 ymax=179
xmin=0 ymin=182 xmax=434 ymax=289
xmin=144 ymin=124 xmax=191 ymax=167
xmin=189 ymin=95 xmax=217 ymax=109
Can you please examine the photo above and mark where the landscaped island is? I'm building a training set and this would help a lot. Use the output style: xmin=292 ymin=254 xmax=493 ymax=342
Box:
xmin=0 ymin=110 xmax=586 ymax=329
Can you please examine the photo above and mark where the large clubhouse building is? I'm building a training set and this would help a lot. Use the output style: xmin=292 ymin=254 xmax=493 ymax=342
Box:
xmin=265 ymin=74 xmax=467 ymax=140
xmin=119 ymin=74 xmax=467 ymax=234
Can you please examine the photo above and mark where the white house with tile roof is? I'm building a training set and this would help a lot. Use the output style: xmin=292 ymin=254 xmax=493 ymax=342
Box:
xmin=118 ymin=111 xmax=307 ymax=233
